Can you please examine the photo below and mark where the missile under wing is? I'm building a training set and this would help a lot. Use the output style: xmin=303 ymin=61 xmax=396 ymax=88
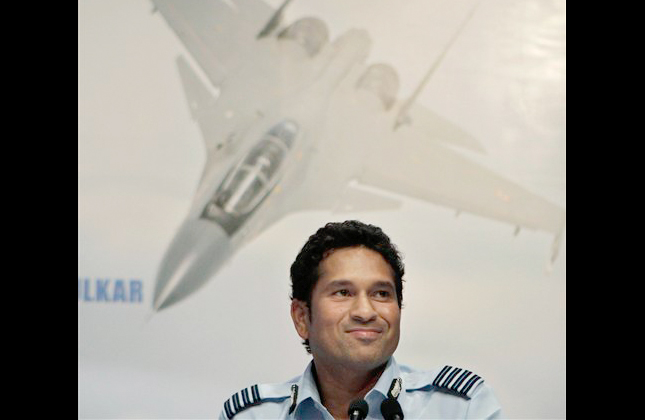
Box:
xmin=150 ymin=0 xmax=566 ymax=311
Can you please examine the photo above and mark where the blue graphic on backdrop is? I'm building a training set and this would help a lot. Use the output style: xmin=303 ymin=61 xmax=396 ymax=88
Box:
xmin=78 ymin=278 xmax=143 ymax=303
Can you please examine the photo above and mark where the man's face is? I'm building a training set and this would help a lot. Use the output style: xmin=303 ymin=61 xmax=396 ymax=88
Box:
xmin=292 ymin=246 xmax=401 ymax=371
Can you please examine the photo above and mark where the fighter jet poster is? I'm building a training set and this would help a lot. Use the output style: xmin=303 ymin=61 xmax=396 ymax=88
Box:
xmin=78 ymin=0 xmax=566 ymax=418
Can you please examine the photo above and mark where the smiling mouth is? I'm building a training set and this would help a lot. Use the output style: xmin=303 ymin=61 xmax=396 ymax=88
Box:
xmin=347 ymin=329 xmax=383 ymax=340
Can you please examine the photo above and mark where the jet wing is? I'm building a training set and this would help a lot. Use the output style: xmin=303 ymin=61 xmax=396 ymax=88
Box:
xmin=404 ymin=103 xmax=486 ymax=154
xmin=357 ymin=114 xmax=565 ymax=236
xmin=293 ymin=65 xmax=564 ymax=241
xmin=152 ymin=0 xmax=274 ymax=86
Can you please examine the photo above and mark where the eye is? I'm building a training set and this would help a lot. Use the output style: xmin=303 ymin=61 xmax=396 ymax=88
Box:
xmin=333 ymin=289 xmax=350 ymax=297
xmin=374 ymin=290 xmax=392 ymax=300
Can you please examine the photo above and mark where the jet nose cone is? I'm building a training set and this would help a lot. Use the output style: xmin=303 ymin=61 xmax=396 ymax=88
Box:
xmin=153 ymin=219 xmax=232 ymax=311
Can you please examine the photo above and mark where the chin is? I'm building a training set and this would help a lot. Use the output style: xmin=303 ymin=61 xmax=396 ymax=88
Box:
xmin=347 ymin=347 xmax=393 ymax=369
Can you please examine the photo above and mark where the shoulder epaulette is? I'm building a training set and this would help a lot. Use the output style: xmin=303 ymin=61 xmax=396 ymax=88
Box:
xmin=222 ymin=382 xmax=296 ymax=419
xmin=222 ymin=384 xmax=262 ymax=419
xmin=430 ymin=365 xmax=483 ymax=400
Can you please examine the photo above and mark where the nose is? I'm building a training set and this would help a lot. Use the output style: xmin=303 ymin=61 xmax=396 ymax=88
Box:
xmin=350 ymin=292 xmax=378 ymax=323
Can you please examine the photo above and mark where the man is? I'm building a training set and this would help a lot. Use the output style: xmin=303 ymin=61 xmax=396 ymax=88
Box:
xmin=220 ymin=220 xmax=502 ymax=419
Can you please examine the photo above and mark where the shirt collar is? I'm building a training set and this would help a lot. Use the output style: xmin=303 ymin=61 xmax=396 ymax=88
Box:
xmin=295 ymin=357 xmax=400 ymax=410
xmin=366 ymin=356 xmax=400 ymax=400
xmin=296 ymin=360 xmax=323 ymax=406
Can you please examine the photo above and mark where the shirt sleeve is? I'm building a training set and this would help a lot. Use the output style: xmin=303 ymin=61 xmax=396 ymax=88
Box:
xmin=218 ymin=409 xmax=228 ymax=420
xmin=465 ymin=382 xmax=503 ymax=419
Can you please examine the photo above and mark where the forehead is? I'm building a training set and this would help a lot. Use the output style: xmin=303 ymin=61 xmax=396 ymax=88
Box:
xmin=317 ymin=246 xmax=395 ymax=285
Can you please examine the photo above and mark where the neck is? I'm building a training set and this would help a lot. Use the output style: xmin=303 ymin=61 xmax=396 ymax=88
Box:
xmin=312 ymin=360 xmax=388 ymax=420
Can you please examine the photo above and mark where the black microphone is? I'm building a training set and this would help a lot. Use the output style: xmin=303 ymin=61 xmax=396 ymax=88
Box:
xmin=381 ymin=397 xmax=404 ymax=420
xmin=348 ymin=399 xmax=369 ymax=420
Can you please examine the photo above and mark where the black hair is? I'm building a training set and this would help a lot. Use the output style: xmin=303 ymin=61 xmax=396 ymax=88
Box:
xmin=290 ymin=220 xmax=405 ymax=353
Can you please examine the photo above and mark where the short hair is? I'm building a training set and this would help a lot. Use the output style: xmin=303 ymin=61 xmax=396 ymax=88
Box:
xmin=290 ymin=220 xmax=405 ymax=352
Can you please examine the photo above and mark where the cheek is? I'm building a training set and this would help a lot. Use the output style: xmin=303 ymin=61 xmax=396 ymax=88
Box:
xmin=312 ymin=301 xmax=348 ymax=329
xmin=380 ymin=305 xmax=401 ymax=327
xmin=325 ymin=303 xmax=348 ymax=322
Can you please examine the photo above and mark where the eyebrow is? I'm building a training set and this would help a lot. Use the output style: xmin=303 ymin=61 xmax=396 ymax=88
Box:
xmin=373 ymin=280 xmax=395 ymax=289
xmin=324 ymin=279 xmax=395 ymax=290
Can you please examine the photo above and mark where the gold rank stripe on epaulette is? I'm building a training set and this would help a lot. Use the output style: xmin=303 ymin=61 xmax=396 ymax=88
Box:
xmin=432 ymin=366 xmax=482 ymax=400
xmin=223 ymin=384 xmax=261 ymax=419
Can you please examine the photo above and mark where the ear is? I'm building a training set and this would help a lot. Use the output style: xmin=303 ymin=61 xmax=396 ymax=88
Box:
xmin=291 ymin=299 xmax=310 ymax=340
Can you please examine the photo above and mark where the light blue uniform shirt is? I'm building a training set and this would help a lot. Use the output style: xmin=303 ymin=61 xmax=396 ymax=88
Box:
xmin=219 ymin=357 xmax=502 ymax=419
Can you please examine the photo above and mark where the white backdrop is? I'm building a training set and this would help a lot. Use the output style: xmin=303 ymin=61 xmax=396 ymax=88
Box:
xmin=78 ymin=0 xmax=566 ymax=418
